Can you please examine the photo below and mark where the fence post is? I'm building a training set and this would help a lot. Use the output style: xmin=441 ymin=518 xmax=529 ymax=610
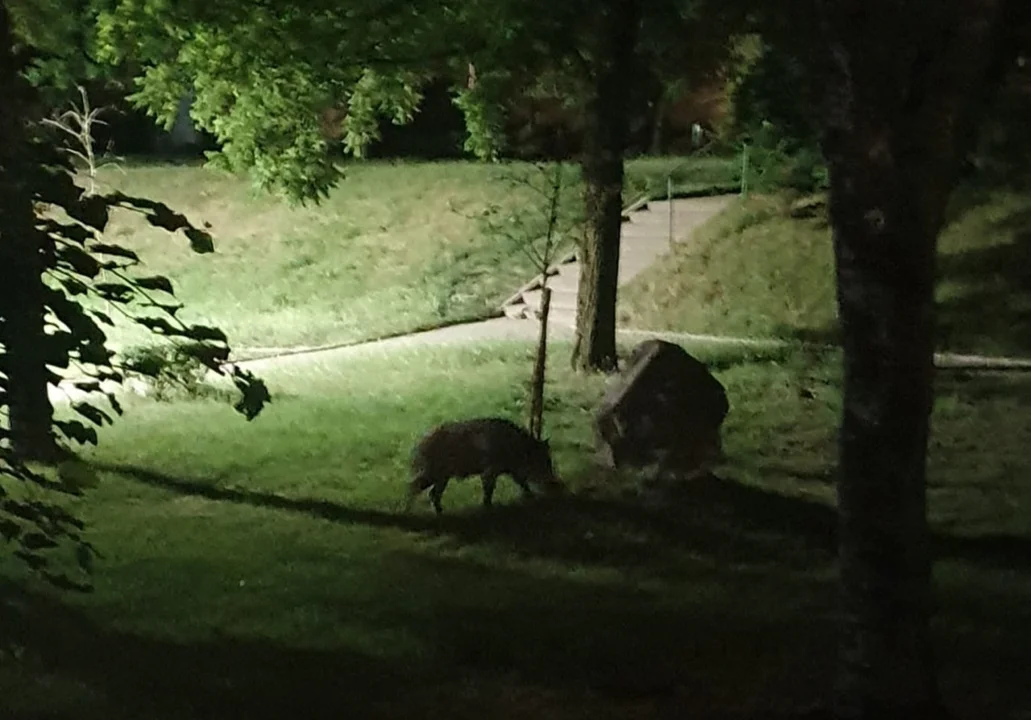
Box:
xmin=667 ymin=174 xmax=674 ymax=249
xmin=741 ymin=143 xmax=750 ymax=199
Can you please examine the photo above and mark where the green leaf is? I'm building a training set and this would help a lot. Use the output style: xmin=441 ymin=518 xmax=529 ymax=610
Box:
xmin=75 ymin=543 xmax=96 ymax=574
xmin=55 ymin=419 xmax=100 ymax=447
xmin=146 ymin=301 xmax=184 ymax=317
xmin=88 ymin=243 xmax=141 ymax=262
xmin=56 ymin=244 xmax=102 ymax=278
xmin=106 ymin=393 xmax=125 ymax=415
xmin=180 ymin=342 xmax=230 ymax=367
xmin=75 ymin=195 xmax=111 ymax=232
xmin=67 ymin=379 xmax=102 ymax=394
xmin=186 ymin=324 xmax=228 ymax=343
xmin=0 ymin=519 xmax=22 ymax=541
xmin=14 ymin=550 xmax=48 ymax=571
xmin=71 ymin=401 xmax=114 ymax=427
xmin=58 ymin=277 xmax=90 ymax=295
xmin=94 ymin=282 xmax=136 ymax=302
xmin=231 ymin=367 xmax=272 ymax=421
xmin=134 ymin=316 xmax=179 ymax=335
xmin=41 ymin=218 xmax=93 ymax=245
xmin=89 ymin=309 xmax=116 ymax=326
xmin=58 ymin=460 xmax=102 ymax=491
xmin=21 ymin=531 xmax=60 ymax=551
xmin=46 ymin=287 xmax=108 ymax=346
xmin=185 ymin=227 xmax=215 ymax=253
xmin=135 ymin=275 xmax=176 ymax=295
xmin=2 ymin=52 xmax=270 ymax=591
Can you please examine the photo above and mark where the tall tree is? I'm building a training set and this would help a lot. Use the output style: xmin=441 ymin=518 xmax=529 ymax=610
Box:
xmin=570 ymin=0 xmax=642 ymax=372
xmin=814 ymin=0 xmax=1025 ymax=716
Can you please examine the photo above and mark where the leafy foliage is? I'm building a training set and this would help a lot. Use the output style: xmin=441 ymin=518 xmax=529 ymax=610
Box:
xmin=119 ymin=342 xmax=235 ymax=402
xmin=6 ymin=0 xmax=107 ymax=93
xmin=87 ymin=0 xmax=746 ymax=204
xmin=90 ymin=0 xmax=472 ymax=202
xmin=1 ymin=32 xmax=270 ymax=590
xmin=720 ymin=7 xmax=829 ymax=194
xmin=472 ymin=161 xmax=584 ymax=267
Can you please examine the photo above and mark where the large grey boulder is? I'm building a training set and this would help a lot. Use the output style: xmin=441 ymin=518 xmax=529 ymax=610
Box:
xmin=594 ymin=339 xmax=729 ymax=479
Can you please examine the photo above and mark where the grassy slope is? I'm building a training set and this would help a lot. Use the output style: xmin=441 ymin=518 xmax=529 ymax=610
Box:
xmin=3 ymin=341 xmax=1030 ymax=719
xmin=620 ymin=186 xmax=1031 ymax=356
xmin=90 ymin=160 xmax=544 ymax=351
xmin=86 ymin=155 xmax=738 ymax=353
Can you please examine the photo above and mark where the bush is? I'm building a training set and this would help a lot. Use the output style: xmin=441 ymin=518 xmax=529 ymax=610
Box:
xmin=741 ymin=122 xmax=829 ymax=195
xmin=119 ymin=343 xmax=233 ymax=402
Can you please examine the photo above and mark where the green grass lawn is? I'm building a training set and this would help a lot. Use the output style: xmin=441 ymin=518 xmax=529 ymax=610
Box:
xmin=620 ymin=185 xmax=1031 ymax=357
xmin=82 ymin=155 xmax=739 ymax=355
xmin=3 ymin=340 xmax=1030 ymax=719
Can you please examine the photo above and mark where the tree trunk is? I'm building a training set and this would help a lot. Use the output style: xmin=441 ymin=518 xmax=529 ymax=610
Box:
xmin=0 ymin=258 xmax=58 ymax=463
xmin=818 ymin=2 xmax=1009 ymax=718
xmin=828 ymin=158 xmax=942 ymax=720
xmin=528 ymin=286 xmax=551 ymax=440
xmin=571 ymin=0 xmax=642 ymax=373
xmin=0 ymin=1 xmax=60 ymax=462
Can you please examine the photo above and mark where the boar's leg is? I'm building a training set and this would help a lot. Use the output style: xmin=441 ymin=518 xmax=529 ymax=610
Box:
xmin=429 ymin=478 xmax=450 ymax=515
xmin=481 ymin=473 xmax=499 ymax=508
xmin=511 ymin=474 xmax=536 ymax=501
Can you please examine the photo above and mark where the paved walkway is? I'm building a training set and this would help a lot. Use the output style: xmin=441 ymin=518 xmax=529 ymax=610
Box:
xmin=227 ymin=321 xmax=1031 ymax=377
xmin=501 ymin=194 xmax=735 ymax=328
xmin=46 ymin=192 xmax=1031 ymax=403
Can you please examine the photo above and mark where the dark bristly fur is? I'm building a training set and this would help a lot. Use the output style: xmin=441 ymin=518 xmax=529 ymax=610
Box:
xmin=404 ymin=417 xmax=564 ymax=515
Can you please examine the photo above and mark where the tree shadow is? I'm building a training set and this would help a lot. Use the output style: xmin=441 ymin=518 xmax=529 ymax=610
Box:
xmin=89 ymin=462 xmax=839 ymax=574
xmin=86 ymin=460 xmax=1031 ymax=577
xmin=935 ymin=236 xmax=1031 ymax=357
xmin=1 ymin=560 xmax=838 ymax=720
xmin=88 ymin=460 xmax=1031 ymax=576
xmin=941 ymin=182 xmax=1002 ymax=227
xmin=11 ymin=459 xmax=1031 ymax=720
xmin=1 ymin=582 xmax=410 ymax=720
xmin=936 ymin=368 xmax=1031 ymax=403
xmin=936 ymin=198 xmax=1031 ymax=356
xmin=777 ymin=191 xmax=1031 ymax=356
xmin=777 ymin=326 xmax=841 ymax=348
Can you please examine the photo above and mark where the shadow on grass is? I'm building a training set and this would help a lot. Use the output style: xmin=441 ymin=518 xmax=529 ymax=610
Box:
xmin=935 ymin=221 xmax=1031 ymax=357
xmin=776 ymin=192 xmax=1031 ymax=357
xmin=1 ymin=582 xmax=409 ymax=720
xmin=90 ymin=462 xmax=838 ymax=573
xmin=90 ymin=462 xmax=1031 ymax=574
xmin=936 ymin=368 xmax=1031 ymax=403
xmin=2 ymin=561 xmax=838 ymax=720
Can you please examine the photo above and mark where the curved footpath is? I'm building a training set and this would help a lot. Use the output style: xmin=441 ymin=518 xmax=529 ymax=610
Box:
xmin=47 ymin=195 xmax=1031 ymax=403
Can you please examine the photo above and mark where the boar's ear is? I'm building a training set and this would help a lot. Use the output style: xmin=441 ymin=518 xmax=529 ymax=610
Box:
xmin=541 ymin=436 xmax=551 ymax=449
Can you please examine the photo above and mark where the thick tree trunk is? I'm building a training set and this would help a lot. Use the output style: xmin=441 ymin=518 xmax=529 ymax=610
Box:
xmin=1 ymin=258 xmax=58 ymax=463
xmin=828 ymin=161 xmax=942 ymax=720
xmin=818 ymin=1 xmax=1009 ymax=718
xmin=0 ymin=1 xmax=60 ymax=462
xmin=571 ymin=0 xmax=642 ymax=373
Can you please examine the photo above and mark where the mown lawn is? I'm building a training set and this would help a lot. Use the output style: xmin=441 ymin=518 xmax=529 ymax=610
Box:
xmin=2 ymin=339 xmax=1029 ymax=719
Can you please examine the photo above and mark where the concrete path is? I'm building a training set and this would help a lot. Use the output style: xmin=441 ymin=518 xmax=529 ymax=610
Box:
xmin=226 ymin=322 xmax=1031 ymax=377
xmin=47 ymin=315 xmax=1031 ymax=405
xmin=501 ymin=195 xmax=735 ymax=329
xmin=46 ymin=189 xmax=1031 ymax=403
